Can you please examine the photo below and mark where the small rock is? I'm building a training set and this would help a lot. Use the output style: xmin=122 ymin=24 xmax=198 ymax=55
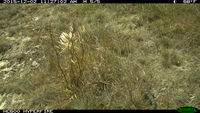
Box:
xmin=33 ymin=17 xmax=39 ymax=21
xmin=0 ymin=61 xmax=9 ymax=68
xmin=32 ymin=61 xmax=39 ymax=67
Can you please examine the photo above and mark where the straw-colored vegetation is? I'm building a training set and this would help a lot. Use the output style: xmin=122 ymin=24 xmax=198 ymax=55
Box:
xmin=0 ymin=4 xmax=199 ymax=109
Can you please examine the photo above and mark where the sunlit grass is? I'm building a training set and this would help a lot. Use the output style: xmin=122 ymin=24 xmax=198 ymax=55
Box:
xmin=0 ymin=4 xmax=199 ymax=109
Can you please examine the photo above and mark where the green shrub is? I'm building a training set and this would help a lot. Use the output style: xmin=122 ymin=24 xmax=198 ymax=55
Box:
xmin=137 ymin=58 xmax=147 ymax=65
xmin=161 ymin=50 xmax=182 ymax=68
xmin=0 ymin=39 xmax=12 ymax=54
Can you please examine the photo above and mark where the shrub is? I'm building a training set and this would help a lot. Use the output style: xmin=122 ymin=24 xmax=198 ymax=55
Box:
xmin=161 ymin=49 xmax=182 ymax=68
xmin=137 ymin=58 xmax=147 ymax=65
xmin=0 ymin=39 xmax=12 ymax=54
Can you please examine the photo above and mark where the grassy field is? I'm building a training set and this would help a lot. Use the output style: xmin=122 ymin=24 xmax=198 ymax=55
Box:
xmin=0 ymin=4 xmax=200 ymax=109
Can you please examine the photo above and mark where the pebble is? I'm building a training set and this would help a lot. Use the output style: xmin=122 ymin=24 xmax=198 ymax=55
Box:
xmin=0 ymin=61 xmax=9 ymax=68
xmin=32 ymin=61 xmax=39 ymax=67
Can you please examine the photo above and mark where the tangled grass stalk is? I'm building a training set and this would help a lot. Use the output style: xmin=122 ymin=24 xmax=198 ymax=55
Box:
xmin=58 ymin=24 xmax=86 ymax=90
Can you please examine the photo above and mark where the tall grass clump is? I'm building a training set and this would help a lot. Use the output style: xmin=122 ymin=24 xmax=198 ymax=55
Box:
xmin=161 ymin=49 xmax=182 ymax=68
xmin=55 ymin=24 xmax=89 ymax=92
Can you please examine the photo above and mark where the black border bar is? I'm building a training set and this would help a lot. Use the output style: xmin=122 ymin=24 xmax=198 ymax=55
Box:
xmin=0 ymin=0 xmax=199 ymax=3
xmin=0 ymin=110 xmax=182 ymax=113
xmin=1 ymin=110 xmax=200 ymax=113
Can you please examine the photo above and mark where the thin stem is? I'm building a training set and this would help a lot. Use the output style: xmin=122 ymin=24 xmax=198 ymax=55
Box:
xmin=49 ymin=27 xmax=69 ymax=89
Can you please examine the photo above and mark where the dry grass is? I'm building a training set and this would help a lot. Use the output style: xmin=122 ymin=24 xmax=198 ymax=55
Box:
xmin=0 ymin=4 xmax=199 ymax=109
